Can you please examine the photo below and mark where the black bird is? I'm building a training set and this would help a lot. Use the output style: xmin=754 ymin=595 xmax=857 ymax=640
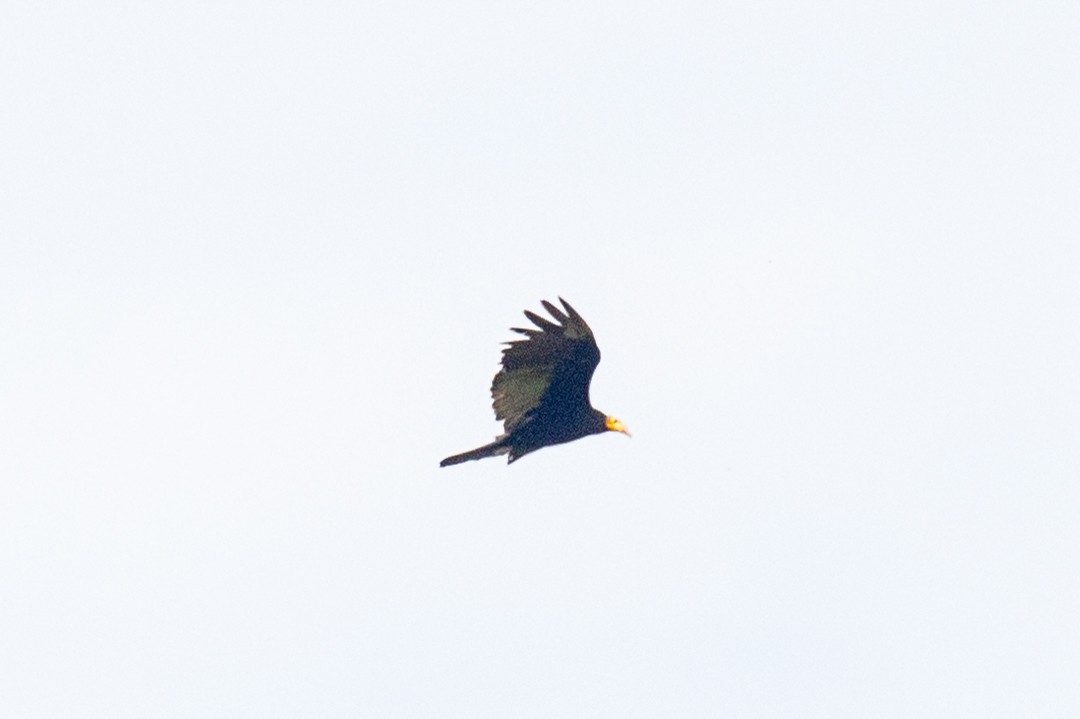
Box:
xmin=440 ymin=298 xmax=630 ymax=466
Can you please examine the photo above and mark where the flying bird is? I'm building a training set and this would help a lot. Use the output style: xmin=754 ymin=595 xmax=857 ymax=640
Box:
xmin=440 ymin=298 xmax=630 ymax=466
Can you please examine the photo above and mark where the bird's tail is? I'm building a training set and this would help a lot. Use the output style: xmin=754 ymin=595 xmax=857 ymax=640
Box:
xmin=439 ymin=440 xmax=509 ymax=467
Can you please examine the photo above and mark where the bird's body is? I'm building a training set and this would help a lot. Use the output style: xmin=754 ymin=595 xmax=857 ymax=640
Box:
xmin=440 ymin=298 xmax=629 ymax=466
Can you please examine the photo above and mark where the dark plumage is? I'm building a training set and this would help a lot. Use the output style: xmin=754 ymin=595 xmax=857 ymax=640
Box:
xmin=440 ymin=298 xmax=630 ymax=467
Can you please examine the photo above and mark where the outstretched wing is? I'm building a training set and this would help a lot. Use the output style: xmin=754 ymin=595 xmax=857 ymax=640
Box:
xmin=491 ymin=298 xmax=601 ymax=432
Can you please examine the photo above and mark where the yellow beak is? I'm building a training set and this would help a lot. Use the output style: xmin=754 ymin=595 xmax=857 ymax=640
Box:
xmin=606 ymin=416 xmax=632 ymax=437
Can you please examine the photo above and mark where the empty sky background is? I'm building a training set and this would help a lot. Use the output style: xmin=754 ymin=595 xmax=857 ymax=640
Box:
xmin=3 ymin=2 xmax=1078 ymax=717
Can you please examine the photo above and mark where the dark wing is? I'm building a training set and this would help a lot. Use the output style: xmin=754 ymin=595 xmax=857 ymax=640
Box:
xmin=491 ymin=298 xmax=601 ymax=432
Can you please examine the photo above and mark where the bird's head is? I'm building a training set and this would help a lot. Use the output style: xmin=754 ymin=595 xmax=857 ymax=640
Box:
xmin=605 ymin=415 xmax=632 ymax=437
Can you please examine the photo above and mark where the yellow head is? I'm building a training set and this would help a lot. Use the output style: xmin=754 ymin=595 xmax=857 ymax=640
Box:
xmin=605 ymin=416 xmax=632 ymax=437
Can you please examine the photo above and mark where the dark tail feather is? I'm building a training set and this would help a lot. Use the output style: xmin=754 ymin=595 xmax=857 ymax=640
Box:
xmin=439 ymin=441 xmax=508 ymax=467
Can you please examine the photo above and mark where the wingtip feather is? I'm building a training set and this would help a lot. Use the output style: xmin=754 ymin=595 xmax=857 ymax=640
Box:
xmin=541 ymin=299 xmax=569 ymax=325
xmin=559 ymin=297 xmax=585 ymax=324
xmin=524 ymin=310 xmax=560 ymax=332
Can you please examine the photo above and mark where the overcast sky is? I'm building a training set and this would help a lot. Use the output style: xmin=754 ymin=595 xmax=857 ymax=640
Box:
xmin=3 ymin=2 xmax=1078 ymax=717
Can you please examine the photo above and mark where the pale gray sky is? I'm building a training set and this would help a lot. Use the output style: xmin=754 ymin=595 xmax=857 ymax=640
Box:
xmin=2 ymin=2 xmax=1078 ymax=717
